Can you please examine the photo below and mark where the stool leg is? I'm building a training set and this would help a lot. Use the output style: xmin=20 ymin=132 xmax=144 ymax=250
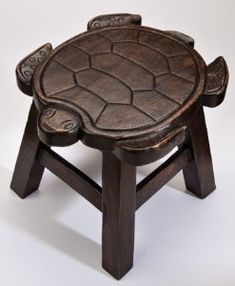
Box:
xmin=10 ymin=102 xmax=45 ymax=198
xmin=183 ymin=107 xmax=216 ymax=198
xmin=102 ymin=152 xmax=136 ymax=280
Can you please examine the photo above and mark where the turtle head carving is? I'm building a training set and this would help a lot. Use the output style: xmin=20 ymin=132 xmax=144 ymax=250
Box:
xmin=38 ymin=107 xmax=81 ymax=146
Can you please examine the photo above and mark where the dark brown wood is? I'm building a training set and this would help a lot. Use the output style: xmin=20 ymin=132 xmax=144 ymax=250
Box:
xmin=10 ymin=103 xmax=45 ymax=198
xmin=203 ymin=57 xmax=229 ymax=107
xmin=183 ymin=107 xmax=216 ymax=198
xmin=16 ymin=43 xmax=52 ymax=96
xmin=12 ymin=15 xmax=229 ymax=280
xmin=165 ymin=30 xmax=194 ymax=47
xmin=38 ymin=106 xmax=82 ymax=146
xmin=37 ymin=147 xmax=102 ymax=210
xmin=102 ymin=152 xmax=136 ymax=280
xmin=114 ymin=126 xmax=187 ymax=165
xmin=33 ymin=25 xmax=206 ymax=160
xmin=136 ymin=147 xmax=192 ymax=209
xmin=87 ymin=13 xmax=142 ymax=30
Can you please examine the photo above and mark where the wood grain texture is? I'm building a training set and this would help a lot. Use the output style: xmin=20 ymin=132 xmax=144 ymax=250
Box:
xmin=114 ymin=126 xmax=187 ymax=165
xmin=183 ymin=107 xmax=216 ymax=198
xmin=33 ymin=26 xmax=206 ymax=161
xmin=10 ymin=103 xmax=45 ymax=198
xmin=12 ymin=16 xmax=229 ymax=280
xmin=102 ymin=152 xmax=136 ymax=279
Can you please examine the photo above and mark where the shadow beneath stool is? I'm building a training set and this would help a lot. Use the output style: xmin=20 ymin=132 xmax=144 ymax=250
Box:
xmin=138 ymin=164 xmax=199 ymax=199
xmin=0 ymin=156 xmax=108 ymax=276
xmin=54 ymin=144 xmax=103 ymax=185
xmin=137 ymin=158 xmax=186 ymax=192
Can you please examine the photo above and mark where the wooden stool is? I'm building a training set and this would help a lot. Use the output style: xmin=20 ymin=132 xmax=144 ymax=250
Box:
xmin=11 ymin=14 xmax=229 ymax=279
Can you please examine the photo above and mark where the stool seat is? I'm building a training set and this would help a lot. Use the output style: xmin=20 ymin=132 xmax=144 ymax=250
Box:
xmin=33 ymin=27 xmax=205 ymax=157
xmin=11 ymin=13 xmax=229 ymax=280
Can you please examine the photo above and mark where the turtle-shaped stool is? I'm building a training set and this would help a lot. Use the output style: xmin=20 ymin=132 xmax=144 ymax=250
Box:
xmin=11 ymin=14 xmax=229 ymax=280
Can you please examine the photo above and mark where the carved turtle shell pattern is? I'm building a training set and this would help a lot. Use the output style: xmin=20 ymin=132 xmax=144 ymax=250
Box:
xmin=33 ymin=26 xmax=206 ymax=141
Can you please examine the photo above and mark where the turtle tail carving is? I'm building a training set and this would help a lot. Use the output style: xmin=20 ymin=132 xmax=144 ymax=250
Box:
xmin=16 ymin=43 xmax=53 ymax=96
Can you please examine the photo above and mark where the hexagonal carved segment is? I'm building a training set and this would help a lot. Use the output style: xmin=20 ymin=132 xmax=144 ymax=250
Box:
xmin=133 ymin=90 xmax=179 ymax=122
xmin=101 ymin=29 xmax=139 ymax=42
xmin=155 ymin=74 xmax=195 ymax=104
xmin=91 ymin=53 xmax=154 ymax=90
xmin=55 ymin=46 xmax=90 ymax=72
xmin=43 ymin=61 xmax=76 ymax=95
xmin=139 ymin=31 xmax=188 ymax=56
xmin=169 ymin=54 xmax=197 ymax=82
xmin=96 ymin=104 xmax=155 ymax=130
xmin=73 ymin=34 xmax=112 ymax=54
xmin=75 ymin=69 xmax=131 ymax=103
xmin=38 ymin=106 xmax=81 ymax=146
xmin=113 ymin=42 xmax=169 ymax=76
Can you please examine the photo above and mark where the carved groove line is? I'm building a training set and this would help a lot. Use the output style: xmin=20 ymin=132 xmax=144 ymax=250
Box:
xmin=77 ymin=37 xmax=196 ymax=87
xmin=167 ymin=52 xmax=191 ymax=58
xmin=75 ymin=83 xmax=108 ymax=104
xmin=50 ymin=95 xmax=98 ymax=124
xmin=94 ymin=104 xmax=108 ymax=124
xmin=154 ymin=88 xmax=182 ymax=105
xmin=95 ymin=102 xmax=157 ymax=125
xmin=52 ymin=59 xmax=76 ymax=73
xmin=98 ymin=33 xmax=114 ymax=51
xmin=136 ymin=41 xmax=171 ymax=71
xmin=136 ymin=30 xmax=141 ymax=42
xmin=170 ymin=71 xmax=195 ymax=84
xmin=47 ymin=85 xmax=80 ymax=97
xmin=132 ymin=105 xmax=157 ymax=122
xmin=70 ymin=37 xmax=197 ymax=88
xmin=104 ymin=52 xmax=184 ymax=106
xmin=112 ymin=51 xmax=163 ymax=79
xmin=91 ymin=67 xmax=134 ymax=104
xmin=91 ymin=39 xmax=172 ymax=75
xmin=72 ymin=44 xmax=92 ymax=56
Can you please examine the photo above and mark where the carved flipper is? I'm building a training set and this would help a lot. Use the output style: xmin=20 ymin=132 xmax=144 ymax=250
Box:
xmin=165 ymin=30 xmax=195 ymax=47
xmin=16 ymin=43 xmax=53 ymax=96
xmin=114 ymin=126 xmax=187 ymax=165
xmin=87 ymin=13 xmax=142 ymax=30
xmin=203 ymin=57 xmax=229 ymax=107
xmin=37 ymin=106 xmax=81 ymax=146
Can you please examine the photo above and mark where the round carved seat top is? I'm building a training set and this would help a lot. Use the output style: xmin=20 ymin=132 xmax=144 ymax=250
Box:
xmin=33 ymin=26 xmax=206 ymax=143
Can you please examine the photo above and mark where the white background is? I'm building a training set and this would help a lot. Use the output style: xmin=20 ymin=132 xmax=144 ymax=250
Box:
xmin=0 ymin=0 xmax=235 ymax=285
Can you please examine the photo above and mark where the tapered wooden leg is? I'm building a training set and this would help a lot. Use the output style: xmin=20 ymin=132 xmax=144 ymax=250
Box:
xmin=10 ymin=102 xmax=45 ymax=198
xmin=183 ymin=107 xmax=216 ymax=198
xmin=102 ymin=152 xmax=136 ymax=280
